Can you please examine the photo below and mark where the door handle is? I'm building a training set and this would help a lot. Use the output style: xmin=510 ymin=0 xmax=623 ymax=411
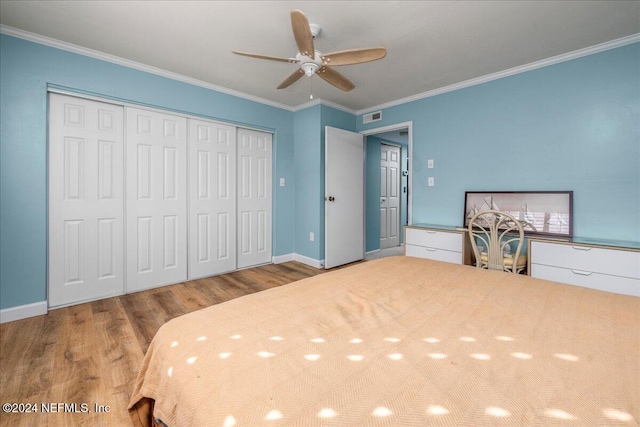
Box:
xmin=328 ymin=196 xmax=335 ymax=202
xmin=380 ymin=198 xmax=386 ymax=203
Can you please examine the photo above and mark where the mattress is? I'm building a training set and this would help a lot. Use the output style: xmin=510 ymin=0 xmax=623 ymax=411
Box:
xmin=129 ymin=256 xmax=639 ymax=426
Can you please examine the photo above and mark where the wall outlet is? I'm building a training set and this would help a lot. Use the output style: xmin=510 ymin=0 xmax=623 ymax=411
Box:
xmin=428 ymin=177 xmax=434 ymax=186
xmin=309 ymin=232 xmax=314 ymax=242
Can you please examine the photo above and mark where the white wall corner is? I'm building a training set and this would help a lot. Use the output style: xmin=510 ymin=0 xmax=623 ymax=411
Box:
xmin=272 ymin=253 xmax=295 ymax=264
xmin=293 ymin=254 xmax=325 ymax=269
xmin=0 ymin=301 xmax=48 ymax=324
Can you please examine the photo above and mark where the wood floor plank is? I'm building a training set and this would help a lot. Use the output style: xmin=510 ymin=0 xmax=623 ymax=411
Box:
xmin=118 ymin=292 xmax=167 ymax=354
xmin=168 ymin=283 xmax=213 ymax=312
xmin=91 ymin=298 xmax=144 ymax=426
xmin=0 ymin=261 xmax=327 ymax=427
xmin=0 ymin=313 xmax=57 ymax=427
xmin=49 ymin=303 xmax=107 ymax=427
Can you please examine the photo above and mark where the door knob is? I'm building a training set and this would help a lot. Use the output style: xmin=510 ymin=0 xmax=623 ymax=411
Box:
xmin=381 ymin=198 xmax=386 ymax=203
xmin=328 ymin=196 xmax=335 ymax=202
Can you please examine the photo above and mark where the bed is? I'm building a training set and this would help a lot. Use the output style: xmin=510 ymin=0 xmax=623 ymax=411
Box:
xmin=129 ymin=256 xmax=639 ymax=426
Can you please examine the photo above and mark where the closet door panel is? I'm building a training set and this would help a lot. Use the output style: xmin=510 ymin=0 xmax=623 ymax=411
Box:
xmin=126 ymin=107 xmax=187 ymax=292
xmin=188 ymin=119 xmax=237 ymax=279
xmin=49 ymin=93 xmax=124 ymax=307
xmin=237 ymin=129 xmax=272 ymax=269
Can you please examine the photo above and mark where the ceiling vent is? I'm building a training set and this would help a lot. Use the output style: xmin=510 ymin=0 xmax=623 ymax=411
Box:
xmin=362 ymin=111 xmax=382 ymax=124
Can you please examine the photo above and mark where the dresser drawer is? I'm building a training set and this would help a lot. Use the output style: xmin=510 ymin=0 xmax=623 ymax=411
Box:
xmin=531 ymin=264 xmax=640 ymax=297
xmin=405 ymin=244 xmax=462 ymax=264
xmin=405 ymin=228 xmax=462 ymax=252
xmin=530 ymin=241 xmax=640 ymax=280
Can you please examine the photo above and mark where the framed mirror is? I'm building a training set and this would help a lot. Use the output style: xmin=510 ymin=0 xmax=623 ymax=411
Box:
xmin=464 ymin=191 xmax=573 ymax=237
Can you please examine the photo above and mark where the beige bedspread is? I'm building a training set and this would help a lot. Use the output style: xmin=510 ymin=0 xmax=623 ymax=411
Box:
xmin=129 ymin=256 xmax=639 ymax=426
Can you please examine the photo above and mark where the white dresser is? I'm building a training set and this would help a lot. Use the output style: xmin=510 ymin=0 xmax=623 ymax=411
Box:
xmin=529 ymin=238 xmax=640 ymax=297
xmin=404 ymin=225 xmax=471 ymax=265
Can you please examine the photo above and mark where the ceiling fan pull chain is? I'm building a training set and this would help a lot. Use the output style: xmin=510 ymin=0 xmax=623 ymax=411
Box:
xmin=310 ymin=76 xmax=314 ymax=99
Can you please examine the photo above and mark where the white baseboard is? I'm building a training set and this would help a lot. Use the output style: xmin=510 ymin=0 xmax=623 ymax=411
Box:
xmin=0 ymin=301 xmax=48 ymax=324
xmin=293 ymin=254 xmax=325 ymax=269
xmin=272 ymin=253 xmax=295 ymax=264
xmin=366 ymin=249 xmax=381 ymax=256
xmin=272 ymin=253 xmax=325 ymax=269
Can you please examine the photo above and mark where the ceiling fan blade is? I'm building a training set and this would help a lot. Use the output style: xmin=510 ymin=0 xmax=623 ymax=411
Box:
xmin=277 ymin=69 xmax=305 ymax=89
xmin=232 ymin=51 xmax=297 ymax=63
xmin=318 ymin=66 xmax=355 ymax=92
xmin=321 ymin=47 xmax=387 ymax=66
xmin=291 ymin=10 xmax=315 ymax=59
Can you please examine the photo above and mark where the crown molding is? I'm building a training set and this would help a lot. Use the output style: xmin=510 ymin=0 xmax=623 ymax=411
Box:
xmin=3 ymin=25 xmax=637 ymax=118
xmin=292 ymin=98 xmax=357 ymax=115
xmin=357 ymin=33 xmax=640 ymax=116
xmin=0 ymin=24 xmax=296 ymax=112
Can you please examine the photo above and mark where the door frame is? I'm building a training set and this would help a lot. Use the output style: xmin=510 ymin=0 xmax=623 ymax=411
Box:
xmin=360 ymin=121 xmax=413 ymax=251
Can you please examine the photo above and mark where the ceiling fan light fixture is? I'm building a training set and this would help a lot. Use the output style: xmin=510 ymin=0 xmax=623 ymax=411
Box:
xmin=301 ymin=62 xmax=319 ymax=77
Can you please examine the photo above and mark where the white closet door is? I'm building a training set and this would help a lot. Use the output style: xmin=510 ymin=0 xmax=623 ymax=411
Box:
xmin=49 ymin=93 xmax=124 ymax=307
xmin=126 ymin=107 xmax=187 ymax=292
xmin=188 ymin=119 xmax=237 ymax=279
xmin=380 ymin=144 xmax=400 ymax=250
xmin=237 ymin=129 xmax=272 ymax=268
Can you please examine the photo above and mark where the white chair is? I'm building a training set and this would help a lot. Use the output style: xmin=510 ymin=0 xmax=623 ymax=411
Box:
xmin=468 ymin=210 xmax=527 ymax=274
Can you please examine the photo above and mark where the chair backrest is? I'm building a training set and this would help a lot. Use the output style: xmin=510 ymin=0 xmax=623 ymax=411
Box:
xmin=467 ymin=210 xmax=525 ymax=273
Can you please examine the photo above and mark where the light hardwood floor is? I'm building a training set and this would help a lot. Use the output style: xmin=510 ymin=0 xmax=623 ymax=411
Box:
xmin=0 ymin=261 xmax=331 ymax=427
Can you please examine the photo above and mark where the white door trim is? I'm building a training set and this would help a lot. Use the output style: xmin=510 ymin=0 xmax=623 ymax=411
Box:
xmin=360 ymin=121 xmax=413 ymax=225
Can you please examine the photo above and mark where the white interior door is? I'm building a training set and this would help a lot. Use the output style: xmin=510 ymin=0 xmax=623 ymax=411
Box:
xmin=126 ymin=107 xmax=187 ymax=292
xmin=380 ymin=144 xmax=400 ymax=249
xmin=237 ymin=128 xmax=272 ymax=269
xmin=49 ymin=93 xmax=124 ymax=307
xmin=325 ymin=126 xmax=364 ymax=269
xmin=188 ymin=119 xmax=237 ymax=279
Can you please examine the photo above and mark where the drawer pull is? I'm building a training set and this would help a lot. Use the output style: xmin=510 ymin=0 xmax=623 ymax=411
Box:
xmin=571 ymin=269 xmax=593 ymax=276
xmin=571 ymin=246 xmax=592 ymax=251
xmin=425 ymin=247 xmax=437 ymax=252
xmin=426 ymin=230 xmax=437 ymax=234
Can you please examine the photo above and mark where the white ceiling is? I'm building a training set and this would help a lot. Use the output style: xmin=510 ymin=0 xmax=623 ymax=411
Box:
xmin=1 ymin=1 xmax=638 ymax=112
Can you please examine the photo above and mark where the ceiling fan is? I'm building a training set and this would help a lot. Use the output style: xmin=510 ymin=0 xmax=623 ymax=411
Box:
xmin=232 ymin=10 xmax=387 ymax=92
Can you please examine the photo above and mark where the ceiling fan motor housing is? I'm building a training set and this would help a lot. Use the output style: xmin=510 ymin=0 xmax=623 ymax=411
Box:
xmin=297 ymin=50 xmax=324 ymax=76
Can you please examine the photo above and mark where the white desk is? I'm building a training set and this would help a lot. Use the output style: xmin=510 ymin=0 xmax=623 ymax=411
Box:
xmin=528 ymin=237 xmax=640 ymax=297
xmin=404 ymin=224 xmax=472 ymax=265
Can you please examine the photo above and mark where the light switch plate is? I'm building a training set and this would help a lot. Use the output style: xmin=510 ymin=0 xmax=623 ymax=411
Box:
xmin=279 ymin=178 xmax=285 ymax=187
xmin=428 ymin=177 xmax=434 ymax=186
xmin=427 ymin=159 xmax=434 ymax=168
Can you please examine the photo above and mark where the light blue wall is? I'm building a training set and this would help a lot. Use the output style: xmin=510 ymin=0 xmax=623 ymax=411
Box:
xmin=293 ymin=104 xmax=356 ymax=261
xmin=358 ymin=43 xmax=640 ymax=243
xmin=0 ymin=34 xmax=295 ymax=310
xmin=2 ymin=33 xmax=638 ymax=311
xmin=293 ymin=105 xmax=322 ymax=260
